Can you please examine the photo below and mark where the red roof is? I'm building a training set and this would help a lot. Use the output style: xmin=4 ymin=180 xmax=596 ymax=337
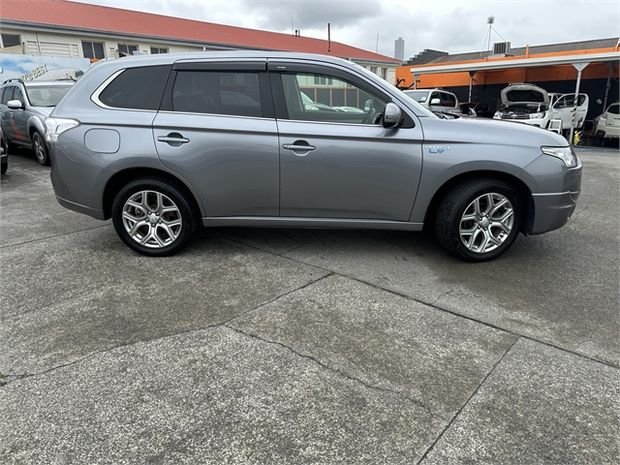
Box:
xmin=0 ymin=0 xmax=399 ymax=64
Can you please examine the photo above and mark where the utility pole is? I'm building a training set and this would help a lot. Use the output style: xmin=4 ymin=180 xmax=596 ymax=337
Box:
xmin=486 ymin=16 xmax=494 ymax=53
xmin=376 ymin=33 xmax=379 ymax=53
xmin=328 ymin=23 xmax=331 ymax=52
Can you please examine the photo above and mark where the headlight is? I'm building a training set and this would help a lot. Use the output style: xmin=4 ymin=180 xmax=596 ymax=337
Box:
xmin=493 ymin=111 xmax=501 ymax=118
xmin=541 ymin=146 xmax=578 ymax=168
xmin=44 ymin=117 xmax=79 ymax=143
xmin=529 ymin=111 xmax=546 ymax=119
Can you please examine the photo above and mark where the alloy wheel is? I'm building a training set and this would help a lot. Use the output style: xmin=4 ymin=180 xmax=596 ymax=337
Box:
xmin=122 ymin=190 xmax=183 ymax=248
xmin=459 ymin=193 xmax=514 ymax=253
xmin=33 ymin=134 xmax=46 ymax=163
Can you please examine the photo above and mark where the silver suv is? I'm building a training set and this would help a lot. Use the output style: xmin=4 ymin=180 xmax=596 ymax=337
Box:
xmin=47 ymin=52 xmax=581 ymax=261
xmin=0 ymin=79 xmax=74 ymax=165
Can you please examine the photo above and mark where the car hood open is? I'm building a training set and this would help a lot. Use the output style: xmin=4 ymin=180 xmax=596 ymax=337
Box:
xmin=500 ymin=83 xmax=549 ymax=107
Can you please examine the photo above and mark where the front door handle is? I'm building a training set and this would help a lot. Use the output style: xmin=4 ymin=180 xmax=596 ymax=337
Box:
xmin=157 ymin=133 xmax=190 ymax=146
xmin=282 ymin=140 xmax=316 ymax=154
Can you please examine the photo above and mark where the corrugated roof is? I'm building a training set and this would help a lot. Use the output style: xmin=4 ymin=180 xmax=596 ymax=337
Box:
xmin=0 ymin=0 xmax=399 ymax=64
xmin=408 ymin=37 xmax=620 ymax=65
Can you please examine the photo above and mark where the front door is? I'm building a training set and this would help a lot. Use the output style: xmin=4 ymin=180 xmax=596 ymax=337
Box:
xmin=153 ymin=63 xmax=279 ymax=217
xmin=271 ymin=64 xmax=423 ymax=221
xmin=550 ymin=93 xmax=589 ymax=129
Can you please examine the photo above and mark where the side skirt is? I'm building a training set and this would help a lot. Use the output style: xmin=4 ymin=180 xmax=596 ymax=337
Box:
xmin=202 ymin=216 xmax=424 ymax=231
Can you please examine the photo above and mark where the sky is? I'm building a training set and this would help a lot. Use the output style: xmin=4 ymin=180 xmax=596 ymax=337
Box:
xmin=76 ymin=0 xmax=620 ymax=59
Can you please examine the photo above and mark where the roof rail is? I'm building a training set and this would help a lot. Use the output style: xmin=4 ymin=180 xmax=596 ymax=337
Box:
xmin=1 ymin=77 xmax=25 ymax=86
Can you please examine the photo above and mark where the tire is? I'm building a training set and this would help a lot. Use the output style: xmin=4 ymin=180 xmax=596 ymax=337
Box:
xmin=32 ymin=131 xmax=50 ymax=166
xmin=435 ymin=179 xmax=521 ymax=262
xmin=111 ymin=177 xmax=197 ymax=256
xmin=1 ymin=138 xmax=7 ymax=175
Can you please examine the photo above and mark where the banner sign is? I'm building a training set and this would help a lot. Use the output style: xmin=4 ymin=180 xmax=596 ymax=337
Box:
xmin=0 ymin=54 xmax=91 ymax=81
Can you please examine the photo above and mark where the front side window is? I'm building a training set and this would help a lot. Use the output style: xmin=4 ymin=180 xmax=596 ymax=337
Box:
xmin=171 ymin=71 xmax=263 ymax=117
xmin=1 ymin=86 xmax=14 ymax=104
xmin=98 ymin=65 xmax=170 ymax=110
xmin=26 ymin=85 xmax=72 ymax=107
xmin=82 ymin=41 xmax=105 ymax=60
xmin=13 ymin=86 xmax=25 ymax=105
xmin=441 ymin=92 xmax=456 ymax=107
xmin=118 ymin=44 xmax=139 ymax=57
xmin=281 ymin=72 xmax=387 ymax=125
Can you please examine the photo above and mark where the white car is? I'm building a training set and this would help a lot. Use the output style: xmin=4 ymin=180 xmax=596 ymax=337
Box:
xmin=594 ymin=103 xmax=620 ymax=141
xmin=403 ymin=88 xmax=459 ymax=114
xmin=494 ymin=83 xmax=588 ymax=131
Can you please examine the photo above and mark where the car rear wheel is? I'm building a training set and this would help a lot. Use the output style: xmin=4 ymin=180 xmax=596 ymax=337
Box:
xmin=435 ymin=179 xmax=521 ymax=261
xmin=32 ymin=131 xmax=50 ymax=166
xmin=112 ymin=178 xmax=197 ymax=256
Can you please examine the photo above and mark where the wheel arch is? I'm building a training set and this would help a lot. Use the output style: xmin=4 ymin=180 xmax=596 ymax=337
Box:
xmin=102 ymin=167 xmax=203 ymax=221
xmin=423 ymin=170 xmax=535 ymax=234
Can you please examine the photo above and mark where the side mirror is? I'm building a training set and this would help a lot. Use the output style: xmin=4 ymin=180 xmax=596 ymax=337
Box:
xmin=7 ymin=99 xmax=23 ymax=110
xmin=383 ymin=102 xmax=402 ymax=128
xmin=430 ymin=98 xmax=441 ymax=106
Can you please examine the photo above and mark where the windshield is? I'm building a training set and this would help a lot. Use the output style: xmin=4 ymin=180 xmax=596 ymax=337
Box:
xmin=403 ymin=90 xmax=429 ymax=103
xmin=25 ymin=85 xmax=72 ymax=107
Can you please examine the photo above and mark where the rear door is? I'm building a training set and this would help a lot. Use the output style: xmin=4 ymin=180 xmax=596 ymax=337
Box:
xmin=0 ymin=86 xmax=15 ymax=141
xmin=153 ymin=61 xmax=279 ymax=217
xmin=270 ymin=62 xmax=423 ymax=221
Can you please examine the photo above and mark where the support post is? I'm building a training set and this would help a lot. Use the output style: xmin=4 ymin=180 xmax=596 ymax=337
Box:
xmin=602 ymin=62 xmax=613 ymax=112
xmin=468 ymin=71 xmax=476 ymax=101
xmin=569 ymin=62 xmax=589 ymax=145
xmin=412 ymin=73 xmax=417 ymax=89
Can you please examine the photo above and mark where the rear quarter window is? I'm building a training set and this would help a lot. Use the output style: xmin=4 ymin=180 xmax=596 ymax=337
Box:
xmin=98 ymin=65 xmax=170 ymax=110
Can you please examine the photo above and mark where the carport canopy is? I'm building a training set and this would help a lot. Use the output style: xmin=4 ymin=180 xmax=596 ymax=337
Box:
xmin=409 ymin=51 xmax=620 ymax=143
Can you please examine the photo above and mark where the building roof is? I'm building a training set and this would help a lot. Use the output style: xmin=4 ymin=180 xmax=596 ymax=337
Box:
xmin=0 ymin=0 xmax=400 ymax=64
xmin=407 ymin=37 xmax=620 ymax=65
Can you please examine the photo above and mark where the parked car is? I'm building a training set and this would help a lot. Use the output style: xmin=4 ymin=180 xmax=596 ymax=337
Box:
xmin=0 ymin=78 xmax=74 ymax=165
xmin=46 ymin=52 xmax=581 ymax=261
xmin=493 ymin=83 xmax=588 ymax=130
xmin=403 ymin=88 xmax=459 ymax=115
xmin=594 ymin=102 xmax=620 ymax=143
xmin=458 ymin=102 xmax=494 ymax=118
xmin=0 ymin=126 xmax=7 ymax=175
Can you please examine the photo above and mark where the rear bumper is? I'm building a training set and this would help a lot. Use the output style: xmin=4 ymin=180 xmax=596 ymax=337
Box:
xmin=597 ymin=124 xmax=620 ymax=139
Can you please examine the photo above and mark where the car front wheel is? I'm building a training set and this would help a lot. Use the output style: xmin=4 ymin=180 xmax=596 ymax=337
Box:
xmin=32 ymin=131 xmax=50 ymax=166
xmin=111 ymin=178 xmax=197 ymax=256
xmin=435 ymin=179 xmax=521 ymax=261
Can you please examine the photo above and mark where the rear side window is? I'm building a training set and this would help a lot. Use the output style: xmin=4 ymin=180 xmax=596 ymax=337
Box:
xmin=98 ymin=65 xmax=170 ymax=110
xmin=171 ymin=71 xmax=263 ymax=117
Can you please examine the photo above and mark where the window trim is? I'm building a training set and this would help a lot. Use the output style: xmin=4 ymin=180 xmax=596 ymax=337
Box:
xmin=267 ymin=62 xmax=414 ymax=128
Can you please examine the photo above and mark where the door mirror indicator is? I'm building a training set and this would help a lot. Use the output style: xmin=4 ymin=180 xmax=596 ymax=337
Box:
xmin=383 ymin=102 xmax=402 ymax=128
xmin=7 ymin=99 xmax=23 ymax=110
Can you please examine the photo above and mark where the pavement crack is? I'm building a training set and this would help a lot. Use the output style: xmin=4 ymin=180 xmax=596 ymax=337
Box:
xmin=416 ymin=337 xmax=520 ymax=465
xmin=0 ymin=274 xmax=333 ymax=388
xmin=0 ymin=224 xmax=110 ymax=250
xmin=224 ymin=324 xmax=447 ymax=421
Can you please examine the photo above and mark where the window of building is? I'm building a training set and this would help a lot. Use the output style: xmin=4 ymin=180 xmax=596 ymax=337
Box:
xmin=82 ymin=41 xmax=105 ymax=60
xmin=98 ymin=65 xmax=170 ymax=110
xmin=281 ymin=72 xmax=387 ymax=125
xmin=313 ymin=75 xmax=333 ymax=86
xmin=171 ymin=71 xmax=263 ymax=117
xmin=1 ymin=33 xmax=21 ymax=48
xmin=150 ymin=47 xmax=168 ymax=54
xmin=118 ymin=44 xmax=139 ymax=57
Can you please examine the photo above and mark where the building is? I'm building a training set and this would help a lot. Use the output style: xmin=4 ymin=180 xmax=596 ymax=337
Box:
xmin=397 ymin=38 xmax=620 ymax=120
xmin=0 ymin=0 xmax=400 ymax=82
xmin=394 ymin=37 xmax=404 ymax=61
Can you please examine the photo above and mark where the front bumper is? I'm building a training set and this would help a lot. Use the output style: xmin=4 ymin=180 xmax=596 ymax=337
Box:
xmin=528 ymin=156 xmax=582 ymax=235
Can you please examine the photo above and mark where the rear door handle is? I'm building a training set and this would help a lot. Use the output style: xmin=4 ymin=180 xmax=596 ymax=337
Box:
xmin=282 ymin=140 xmax=316 ymax=154
xmin=157 ymin=133 xmax=190 ymax=145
